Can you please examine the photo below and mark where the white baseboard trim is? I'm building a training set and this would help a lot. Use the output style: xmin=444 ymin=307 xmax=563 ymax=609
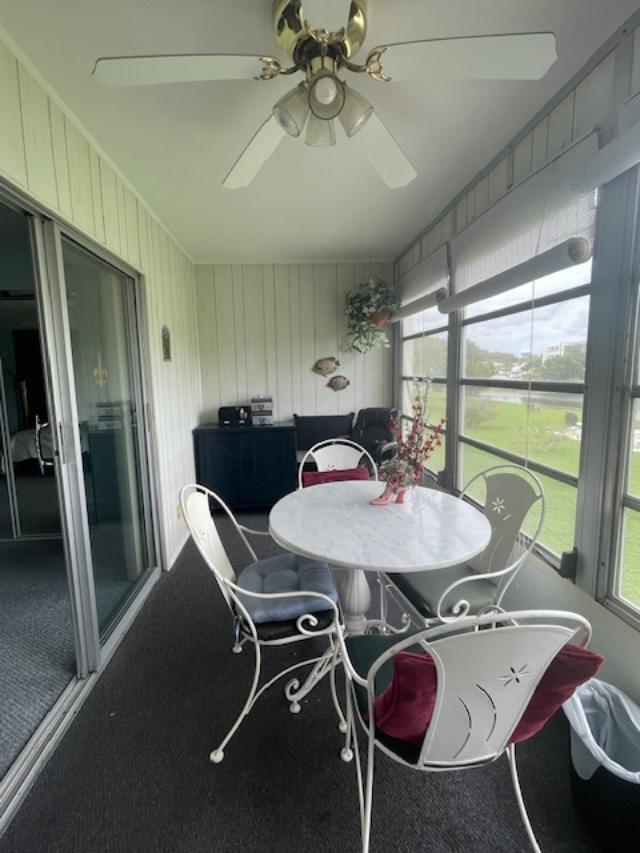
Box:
xmin=167 ymin=530 xmax=190 ymax=571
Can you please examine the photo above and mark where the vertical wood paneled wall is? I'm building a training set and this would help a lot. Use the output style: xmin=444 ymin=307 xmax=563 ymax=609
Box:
xmin=196 ymin=263 xmax=394 ymax=423
xmin=0 ymin=32 xmax=201 ymax=567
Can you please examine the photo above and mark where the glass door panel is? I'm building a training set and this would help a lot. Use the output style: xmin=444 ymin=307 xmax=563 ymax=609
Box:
xmin=61 ymin=238 xmax=152 ymax=633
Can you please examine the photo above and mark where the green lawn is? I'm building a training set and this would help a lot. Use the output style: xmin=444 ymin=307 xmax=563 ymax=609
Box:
xmin=418 ymin=384 xmax=640 ymax=607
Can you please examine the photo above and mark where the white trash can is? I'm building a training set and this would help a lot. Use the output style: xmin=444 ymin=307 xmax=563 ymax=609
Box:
xmin=563 ymin=679 xmax=640 ymax=847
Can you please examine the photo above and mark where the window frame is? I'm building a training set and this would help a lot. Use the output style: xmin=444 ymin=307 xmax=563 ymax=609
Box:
xmin=603 ymin=224 xmax=640 ymax=628
xmin=574 ymin=167 xmax=640 ymax=633
xmin=457 ymin=280 xmax=590 ymax=564
xmin=400 ymin=312 xmax=450 ymax=479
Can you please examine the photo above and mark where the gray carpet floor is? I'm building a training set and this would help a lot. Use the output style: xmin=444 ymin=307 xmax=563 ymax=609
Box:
xmin=0 ymin=512 xmax=605 ymax=853
xmin=0 ymin=540 xmax=134 ymax=780
xmin=0 ymin=541 xmax=74 ymax=779
xmin=0 ymin=470 xmax=61 ymax=538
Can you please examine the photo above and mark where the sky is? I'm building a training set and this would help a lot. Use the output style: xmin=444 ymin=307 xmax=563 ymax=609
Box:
xmin=407 ymin=260 xmax=592 ymax=356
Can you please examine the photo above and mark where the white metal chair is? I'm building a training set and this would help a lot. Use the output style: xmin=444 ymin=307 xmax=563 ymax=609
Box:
xmin=298 ymin=438 xmax=378 ymax=489
xmin=339 ymin=609 xmax=593 ymax=853
xmin=386 ymin=464 xmax=545 ymax=624
xmin=180 ymin=484 xmax=346 ymax=763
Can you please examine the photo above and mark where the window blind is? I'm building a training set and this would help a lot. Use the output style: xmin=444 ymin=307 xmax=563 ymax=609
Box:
xmin=398 ymin=245 xmax=449 ymax=304
xmin=438 ymin=238 xmax=590 ymax=313
xmin=392 ymin=286 xmax=448 ymax=322
xmin=452 ymin=135 xmax=598 ymax=296
xmin=570 ymin=118 xmax=640 ymax=192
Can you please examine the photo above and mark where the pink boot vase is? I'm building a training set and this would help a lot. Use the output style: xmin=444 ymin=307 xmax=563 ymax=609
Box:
xmin=370 ymin=484 xmax=395 ymax=505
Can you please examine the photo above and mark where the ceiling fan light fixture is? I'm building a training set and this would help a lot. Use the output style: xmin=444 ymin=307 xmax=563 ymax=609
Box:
xmin=305 ymin=114 xmax=336 ymax=147
xmin=339 ymin=85 xmax=374 ymax=137
xmin=273 ymin=83 xmax=309 ymax=137
xmin=308 ymin=71 xmax=345 ymax=120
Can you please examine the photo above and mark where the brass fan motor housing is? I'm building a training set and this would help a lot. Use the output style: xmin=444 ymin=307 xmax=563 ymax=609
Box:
xmin=273 ymin=0 xmax=368 ymax=62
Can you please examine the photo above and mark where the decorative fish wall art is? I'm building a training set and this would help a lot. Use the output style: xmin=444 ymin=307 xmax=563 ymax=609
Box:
xmin=327 ymin=375 xmax=350 ymax=392
xmin=312 ymin=356 xmax=340 ymax=376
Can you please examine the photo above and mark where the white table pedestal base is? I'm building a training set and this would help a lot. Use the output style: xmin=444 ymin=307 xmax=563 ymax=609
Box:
xmin=341 ymin=568 xmax=372 ymax=635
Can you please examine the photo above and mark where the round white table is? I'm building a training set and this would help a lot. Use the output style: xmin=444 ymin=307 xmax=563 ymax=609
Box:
xmin=269 ymin=480 xmax=492 ymax=633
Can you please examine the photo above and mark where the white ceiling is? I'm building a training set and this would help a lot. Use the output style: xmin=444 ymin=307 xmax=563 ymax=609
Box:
xmin=0 ymin=0 xmax=638 ymax=263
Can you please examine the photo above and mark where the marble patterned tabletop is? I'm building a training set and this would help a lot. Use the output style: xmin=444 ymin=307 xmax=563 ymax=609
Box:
xmin=269 ymin=480 xmax=492 ymax=574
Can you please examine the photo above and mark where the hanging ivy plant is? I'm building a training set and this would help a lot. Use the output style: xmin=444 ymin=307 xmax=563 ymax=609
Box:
xmin=345 ymin=275 xmax=401 ymax=353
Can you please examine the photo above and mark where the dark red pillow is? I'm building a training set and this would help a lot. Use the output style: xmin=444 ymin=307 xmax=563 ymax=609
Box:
xmin=373 ymin=651 xmax=438 ymax=743
xmin=372 ymin=643 xmax=603 ymax=746
xmin=509 ymin=643 xmax=604 ymax=743
xmin=302 ymin=466 xmax=370 ymax=487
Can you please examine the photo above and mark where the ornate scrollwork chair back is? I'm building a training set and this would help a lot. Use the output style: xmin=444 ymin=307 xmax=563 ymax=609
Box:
xmin=342 ymin=609 xmax=592 ymax=853
xmin=179 ymin=484 xmax=342 ymax=764
xmin=464 ymin=466 xmax=545 ymax=601
xmin=298 ymin=439 xmax=378 ymax=488
xmin=386 ymin=464 xmax=545 ymax=625
xmin=182 ymin=485 xmax=249 ymax=609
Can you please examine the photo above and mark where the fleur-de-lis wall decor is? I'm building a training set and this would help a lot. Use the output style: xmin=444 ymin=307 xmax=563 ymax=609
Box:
xmin=93 ymin=351 xmax=108 ymax=387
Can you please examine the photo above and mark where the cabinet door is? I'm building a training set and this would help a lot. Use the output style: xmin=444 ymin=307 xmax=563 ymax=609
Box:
xmin=195 ymin=432 xmax=245 ymax=506
xmin=245 ymin=431 xmax=296 ymax=505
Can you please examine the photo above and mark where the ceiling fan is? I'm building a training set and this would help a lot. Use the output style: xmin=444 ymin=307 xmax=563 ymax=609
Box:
xmin=93 ymin=0 xmax=558 ymax=190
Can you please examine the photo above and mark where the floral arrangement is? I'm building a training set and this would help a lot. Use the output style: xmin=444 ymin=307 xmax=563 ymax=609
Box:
xmin=380 ymin=379 xmax=445 ymax=492
xmin=345 ymin=275 xmax=401 ymax=353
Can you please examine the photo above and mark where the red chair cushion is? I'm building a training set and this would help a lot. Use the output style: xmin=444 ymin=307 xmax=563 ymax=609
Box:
xmin=302 ymin=466 xmax=370 ymax=487
xmin=372 ymin=643 xmax=604 ymax=746
xmin=372 ymin=651 xmax=438 ymax=743
xmin=509 ymin=643 xmax=604 ymax=743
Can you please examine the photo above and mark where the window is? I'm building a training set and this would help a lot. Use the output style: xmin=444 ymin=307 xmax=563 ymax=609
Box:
xmin=458 ymin=263 xmax=591 ymax=558
xmin=612 ymin=283 xmax=640 ymax=616
xmin=401 ymin=302 xmax=448 ymax=475
xmin=394 ymin=120 xmax=640 ymax=632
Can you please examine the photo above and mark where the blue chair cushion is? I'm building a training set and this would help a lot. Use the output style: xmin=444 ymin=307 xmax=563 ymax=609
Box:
xmin=236 ymin=553 xmax=337 ymax=625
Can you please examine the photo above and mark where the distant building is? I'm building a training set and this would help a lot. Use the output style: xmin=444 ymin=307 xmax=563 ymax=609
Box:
xmin=542 ymin=343 xmax=566 ymax=363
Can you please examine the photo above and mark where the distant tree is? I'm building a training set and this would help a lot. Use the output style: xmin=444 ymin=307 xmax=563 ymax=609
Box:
xmin=524 ymin=354 xmax=545 ymax=379
xmin=464 ymin=340 xmax=518 ymax=378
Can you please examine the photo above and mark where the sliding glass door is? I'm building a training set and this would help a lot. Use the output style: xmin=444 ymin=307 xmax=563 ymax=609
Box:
xmin=33 ymin=218 xmax=157 ymax=658
xmin=59 ymin=238 xmax=155 ymax=635
xmin=1 ymin=201 xmax=159 ymax=817
xmin=0 ymin=201 xmax=75 ymax=791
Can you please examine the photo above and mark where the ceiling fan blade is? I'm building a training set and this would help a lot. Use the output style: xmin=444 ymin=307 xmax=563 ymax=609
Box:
xmin=93 ymin=54 xmax=279 ymax=86
xmin=372 ymin=33 xmax=558 ymax=81
xmin=223 ymin=115 xmax=287 ymax=189
xmin=353 ymin=113 xmax=417 ymax=189
xmin=302 ymin=0 xmax=350 ymax=32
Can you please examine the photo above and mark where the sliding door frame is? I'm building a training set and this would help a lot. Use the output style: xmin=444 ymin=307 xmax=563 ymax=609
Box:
xmin=40 ymin=219 xmax=162 ymax=654
xmin=0 ymin=179 xmax=162 ymax=832
xmin=2 ymin=185 xmax=162 ymax=731
xmin=32 ymin=219 xmax=101 ymax=674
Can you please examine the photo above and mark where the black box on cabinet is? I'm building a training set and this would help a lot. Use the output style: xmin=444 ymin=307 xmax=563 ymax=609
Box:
xmin=218 ymin=405 xmax=251 ymax=427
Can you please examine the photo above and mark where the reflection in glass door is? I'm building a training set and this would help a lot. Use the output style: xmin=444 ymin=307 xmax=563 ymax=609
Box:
xmin=0 ymin=361 xmax=17 ymax=539
xmin=0 ymin=202 xmax=75 ymax=789
xmin=61 ymin=238 xmax=154 ymax=634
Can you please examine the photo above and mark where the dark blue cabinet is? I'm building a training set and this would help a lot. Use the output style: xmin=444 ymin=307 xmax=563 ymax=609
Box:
xmin=193 ymin=423 xmax=297 ymax=508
